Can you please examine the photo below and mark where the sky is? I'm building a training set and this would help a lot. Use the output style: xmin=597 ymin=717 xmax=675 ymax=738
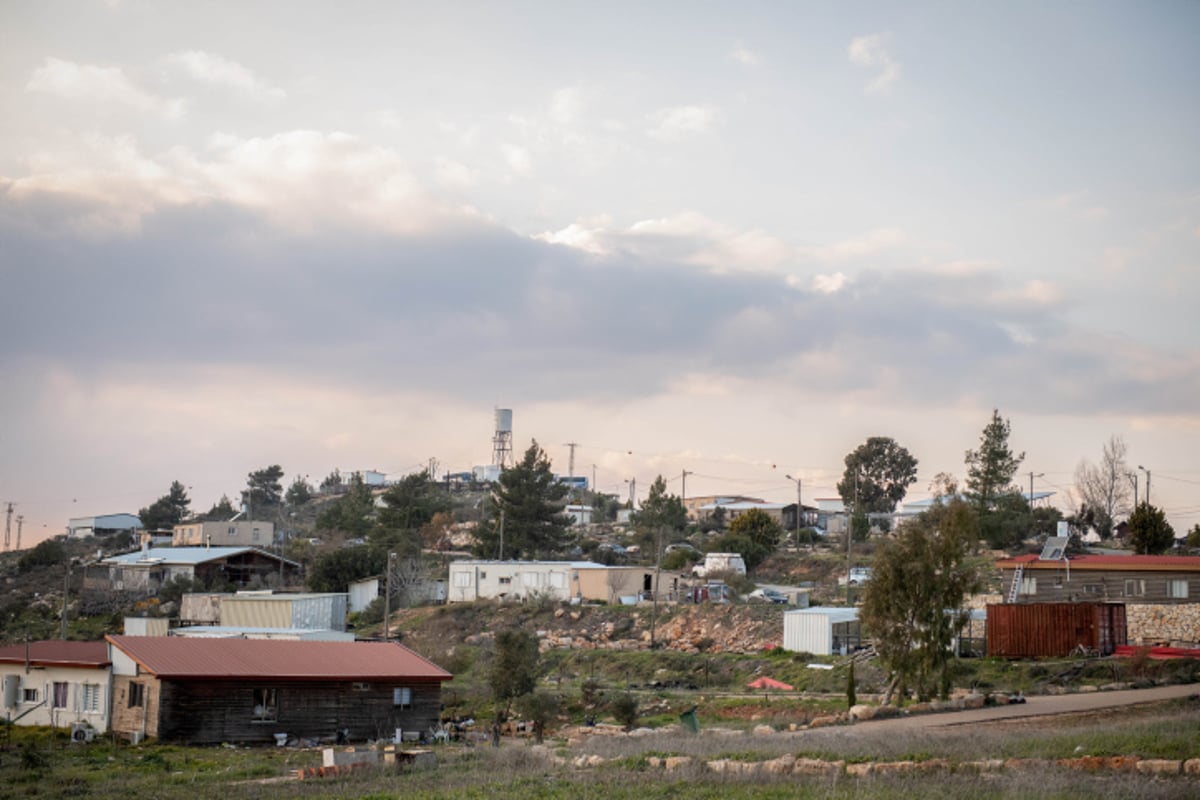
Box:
xmin=1 ymin=1 xmax=1198 ymax=547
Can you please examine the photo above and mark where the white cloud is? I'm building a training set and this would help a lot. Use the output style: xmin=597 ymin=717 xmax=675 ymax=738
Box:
xmin=848 ymin=34 xmax=901 ymax=94
xmin=502 ymin=143 xmax=532 ymax=176
xmin=647 ymin=105 xmax=717 ymax=141
xmin=166 ymin=50 xmax=285 ymax=101
xmin=434 ymin=156 xmax=477 ymax=188
xmin=812 ymin=272 xmax=849 ymax=294
xmin=803 ymin=228 xmax=907 ymax=263
xmin=730 ymin=41 xmax=763 ymax=67
xmin=549 ymin=87 xmax=583 ymax=126
xmin=7 ymin=130 xmax=476 ymax=235
xmin=26 ymin=57 xmax=184 ymax=120
xmin=534 ymin=221 xmax=609 ymax=255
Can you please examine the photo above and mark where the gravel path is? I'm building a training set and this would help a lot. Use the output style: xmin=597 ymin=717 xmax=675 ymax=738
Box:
xmin=857 ymin=682 xmax=1200 ymax=731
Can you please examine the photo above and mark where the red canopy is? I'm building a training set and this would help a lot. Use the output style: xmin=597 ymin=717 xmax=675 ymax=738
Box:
xmin=746 ymin=676 xmax=793 ymax=690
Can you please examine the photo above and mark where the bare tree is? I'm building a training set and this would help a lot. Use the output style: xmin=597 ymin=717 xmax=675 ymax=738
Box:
xmin=1074 ymin=435 xmax=1132 ymax=538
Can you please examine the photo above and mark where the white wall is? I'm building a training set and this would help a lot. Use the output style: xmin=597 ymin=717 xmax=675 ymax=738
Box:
xmin=0 ymin=664 xmax=112 ymax=731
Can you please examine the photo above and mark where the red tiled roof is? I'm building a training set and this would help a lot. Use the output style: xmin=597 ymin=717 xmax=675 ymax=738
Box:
xmin=106 ymin=636 xmax=451 ymax=682
xmin=0 ymin=640 xmax=110 ymax=668
xmin=996 ymin=553 xmax=1200 ymax=571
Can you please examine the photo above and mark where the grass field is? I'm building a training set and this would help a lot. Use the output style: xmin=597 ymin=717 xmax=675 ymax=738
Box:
xmin=2 ymin=697 xmax=1197 ymax=799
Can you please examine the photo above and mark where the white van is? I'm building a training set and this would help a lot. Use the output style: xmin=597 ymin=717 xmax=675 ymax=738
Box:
xmin=692 ymin=552 xmax=747 ymax=578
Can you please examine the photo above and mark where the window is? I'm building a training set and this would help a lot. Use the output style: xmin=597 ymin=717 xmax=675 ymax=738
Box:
xmin=453 ymin=571 xmax=472 ymax=587
xmin=252 ymin=688 xmax=278 ymax=722
xmin=1083 ymin=583 xmax=1105 ymax=596
xmin=479 ymin=571 xmax=487 ymax=580
xmin=128 ymin=682 xmax=145 ymax=708
xmin=549 ymin=572 xmax=566 ymax=589
xmin=52 ymin=682 xmax=68 ymax=709
xmin=81 ymin=684 xmax=101 ymax=713
xmin=1019 ymin=576 xmax=1037 ymax=596
xmin=498 ymin=577 xmax=512 ymax=585
xmin=1168 ymin=579 xmax=1188 ymax=599
xmin=252 ymin=527 xmax=260 ymax=541
xmin=23 ymin=688 xmax=38 ymax=703
xmin=393 ymin=687 xmax=412 ymax=709
xmin=522 ymin=572 xmax=541 ymax=588
xmin=352 ymin=682 xmax=370 ymax=692
xmin=1124 ymin=579 xmax=1146 ymax=597
xmin=228 ymin=526 xmax=237 ymax=536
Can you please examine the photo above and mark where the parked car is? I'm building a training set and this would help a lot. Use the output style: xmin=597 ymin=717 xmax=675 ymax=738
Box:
xmin=748 ymin=588 xmax=789 ymax=604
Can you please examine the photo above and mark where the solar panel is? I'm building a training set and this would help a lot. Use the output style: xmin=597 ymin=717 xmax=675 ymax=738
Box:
xmin=1039 ymin=535 xmax=1068 ymax=561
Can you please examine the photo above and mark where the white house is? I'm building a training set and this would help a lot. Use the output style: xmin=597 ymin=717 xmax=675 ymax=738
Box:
xmin=565 ymin=504 xmax=594 ymax=525
xmin=447 ymin=560 xmax=657 ymax=605
xmin=0 ymin=641 xmax=112 ymax=734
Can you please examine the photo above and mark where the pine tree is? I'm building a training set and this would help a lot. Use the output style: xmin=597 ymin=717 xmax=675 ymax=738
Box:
xmin=473 ymin=440 xmax=572 ymax=559
xmin=964 ymin=410 xmax=1024 ymax=511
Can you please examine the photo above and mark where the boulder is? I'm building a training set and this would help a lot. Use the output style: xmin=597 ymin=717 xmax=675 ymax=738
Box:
xmin=1136 ymin=759 xmax=1181 ymax=776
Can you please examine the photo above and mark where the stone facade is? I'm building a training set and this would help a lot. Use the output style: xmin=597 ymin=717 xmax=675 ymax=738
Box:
xmin=1125 ymin=603 xmax=1200 ymax=646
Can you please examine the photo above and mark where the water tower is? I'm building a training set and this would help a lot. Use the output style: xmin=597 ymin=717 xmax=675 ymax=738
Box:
xmin=492 ymin=408 xmax=513 ymax=469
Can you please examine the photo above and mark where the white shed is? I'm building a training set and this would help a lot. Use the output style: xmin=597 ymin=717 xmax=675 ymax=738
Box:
xmin=783 ymin=608 xmax=862 ymax=656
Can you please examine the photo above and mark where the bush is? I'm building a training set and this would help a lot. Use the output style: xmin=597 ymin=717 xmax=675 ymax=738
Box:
xmin=18 ymin=539 xmax=65 ymax=573
xmin=609 ymin=692 xmax=640 ymax=731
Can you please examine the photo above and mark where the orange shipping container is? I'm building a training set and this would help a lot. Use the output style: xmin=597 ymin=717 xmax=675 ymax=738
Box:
xmin=986 ymin=603 xmax=1126 ymax=658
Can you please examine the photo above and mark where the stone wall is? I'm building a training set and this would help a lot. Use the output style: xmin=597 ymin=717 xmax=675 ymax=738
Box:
xmin=1126 ymin=602 xmax=1200 ymax=646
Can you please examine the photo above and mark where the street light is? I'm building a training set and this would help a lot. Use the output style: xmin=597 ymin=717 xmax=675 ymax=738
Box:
xmin=784 ymin=474 xmax=809 ymax=551
xmin=1138 ymin=465 xmax=1151 ymax=506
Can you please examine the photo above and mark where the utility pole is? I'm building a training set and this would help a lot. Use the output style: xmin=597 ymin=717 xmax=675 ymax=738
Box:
xmin=1138 ymin=466 xmax=1151 ymax=506
xmin=564 ymin=442 xmax=579 ymax=507
xmin=61 ymin=561 xmax=71 ymax=639
xmin=498 ymin=509 xmax=506 ymax=560
xmin=15 ymin=516 xmax=23 ymax=551
xmin=384 ymin=551 xmax=397 ymax=642
xmin=3 ymin=503 xmax=12 ymax=551
xmin=1028 ymin=472 xmax=1043 ymax=511
xmin=786 ymin=474 xmax=805 ymax=550
xmin=681 ymin=469 xmax=691 ymax=517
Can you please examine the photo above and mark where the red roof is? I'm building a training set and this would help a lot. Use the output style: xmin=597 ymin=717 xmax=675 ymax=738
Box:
xmin=996 ymin=553 xmax=1200 ymax=571
xmin=106 ymin=636 xmax=452 ymax=682
xmin=0 ymin=640 xmax=110 ymax=668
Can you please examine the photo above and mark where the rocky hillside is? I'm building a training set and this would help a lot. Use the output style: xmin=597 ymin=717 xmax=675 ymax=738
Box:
xmin=390 ymin=600 xmax=785 ymax=662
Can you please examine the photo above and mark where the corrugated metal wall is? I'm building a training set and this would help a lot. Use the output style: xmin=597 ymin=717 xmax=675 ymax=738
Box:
xmin=783 ymin=612 xmax=832 ymax=655
xmin=221 ymin=595 xmax=348 ymax=631
xmin=986 ymin=603 xmax=1127 ymax=658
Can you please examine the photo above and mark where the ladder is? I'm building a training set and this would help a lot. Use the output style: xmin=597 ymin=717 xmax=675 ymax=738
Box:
xmin=1007 ymin=564 xmax=1023 ymax=603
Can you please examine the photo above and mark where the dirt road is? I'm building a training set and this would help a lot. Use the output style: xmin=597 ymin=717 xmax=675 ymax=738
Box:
xmin=860 ymin=682 xmax=1200 ymax=731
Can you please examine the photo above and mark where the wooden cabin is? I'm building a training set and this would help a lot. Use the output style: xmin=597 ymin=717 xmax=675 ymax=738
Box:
xmin=996 ymin=553 xmax=1200 ymax=605
xmin=106 ymin=635 xmax=451 ymax=744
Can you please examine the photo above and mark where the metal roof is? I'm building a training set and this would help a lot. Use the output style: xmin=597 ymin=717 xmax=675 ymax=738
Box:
xmin=102 ymin=546 xmax=299 ymax=567
xmin=698 ymin=501 xmax=787 ymax=511
xmin=0 ymin=640 xmax=110 ymax=667
xmin=106 ymin=635 xmax=452 ymax=682
xmin=784 ymin=607 xmax=861 ymax=624
xmin=996 ymin=553 xmax=1200 ymax=571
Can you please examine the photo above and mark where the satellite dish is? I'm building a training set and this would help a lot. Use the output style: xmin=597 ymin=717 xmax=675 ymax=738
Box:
xmin=1039 ymin=535 xmax=1068 ymax=561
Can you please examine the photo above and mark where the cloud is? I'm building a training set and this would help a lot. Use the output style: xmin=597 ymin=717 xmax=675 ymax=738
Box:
xmin=549 ymin=87 xmax=583 ymax=126
xmin=539 ymin=211 xmax=794 ymax=273
xmin=26 ymin=57 xmax=184 ymax=119
xmin=848 ymin=34 xmax=901 ymax=94
xmin=647 ymin=105 xmax=717 ymax=141
xmin=730 ymin=41 xmax=763 ymax=67
xmin=502 ymin=143 xmax=532 ymax=176
xmin=802 ymin=228 xmax=907 ymax=263
xmin=812 ymin=272 xmax=848 ymax=294
xmin=5 ymin=130 xmax=475 ymax=236
xmin=166 ymin=50 xmax=285 ymax=101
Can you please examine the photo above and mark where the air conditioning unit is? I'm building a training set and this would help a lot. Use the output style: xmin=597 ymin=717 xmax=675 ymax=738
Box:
xmin=70 ymin=722 xmax=96 ymax=743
